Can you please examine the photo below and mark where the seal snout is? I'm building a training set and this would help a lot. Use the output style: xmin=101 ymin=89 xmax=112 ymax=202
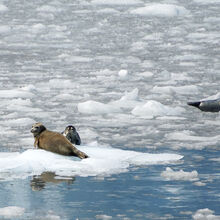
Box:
xmin=31 ymin=127 xmax=37 ymax=133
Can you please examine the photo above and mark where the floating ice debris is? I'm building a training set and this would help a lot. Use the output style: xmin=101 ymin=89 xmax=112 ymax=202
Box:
xmin=118 ymin=69 xmax=128 ymax=80
xmin=161 ymin=167 xmax=199 ymax=181
xmin=193 ymin=0 xmax=220 ymax=4
xmin=130 ymin=4 xmax=189 ymax=17
xmin=0 ymin=89 xmax=35 ymax=99
xmin=131 ymin=100 xmax=185 ymax=117
xmin=0 ymin=146 xmax=183 ymax=180
xmin=0 ymin=4 xmax=8 ymax=12
xmin=0 ymin=206 xmax=25 ymax=218
xmin=96 ymin=214 xmax=112 ymax=220
xmin=152 ymin=85 xmax=199 ymax=95
xmin=0 ymin=118 xmax=36 ymax=127
xmin=192 ymin=208 xmax=220 ymax=220
xmin=91 ymin=0 xmax=143 ymax=5
xmin=31 ymin=23 xmax=46 ymax=33
xmin=0 ymin=25 xmax=11 ymax=34
xmin=78 ymin=100 xmax=121 ymax=114
xmin=36 ymin=5 xmax=62 ymax=12
xmin=110 ymin=88 xmax=141 ymax=109
xmin=98 ymin=8 xmax=119 ymax=14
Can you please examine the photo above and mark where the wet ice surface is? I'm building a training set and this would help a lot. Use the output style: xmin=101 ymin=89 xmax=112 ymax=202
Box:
xmin=0 ymin=0 xmax=220 ymax=219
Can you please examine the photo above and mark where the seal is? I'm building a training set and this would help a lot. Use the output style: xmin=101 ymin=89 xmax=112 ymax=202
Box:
xmin=62 ymin=125 xmax=81 ymax=145
xmin=187 ymin=98 xmax=220 ymax=112
xmin=31 ymin=123 xmax=88 ymax=159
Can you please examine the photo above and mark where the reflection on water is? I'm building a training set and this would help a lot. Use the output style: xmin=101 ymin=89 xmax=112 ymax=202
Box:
xmin=30 ymin=172 xmax=75 ymax=191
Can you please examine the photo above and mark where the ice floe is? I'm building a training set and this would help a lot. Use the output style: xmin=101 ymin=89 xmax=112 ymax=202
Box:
xmin=0 ymin=25 xmax=11 ymax=34
xmin=0 ymin=206 xmax=25 ymax=218
xmin=131 ymin=100 xmax=185 ymax=118
xmin=192 ymin=208 xmax=220 ymax=220
xmin=152 ymin=85 xmax=199 ymax=95
xmin=193 ymin=0 xmax=220 ymax=4
xmin=0 ymin=89 xmax=35 ymax=99
xmin=0 ymin=146 xmax=183 ymax=180
xmin=78 ymin=100 xmax=122 ymax=114
xmin=78 ymin=88 xmax=185 ymax=117
xmin=36 ymin=5 xmax=62 ymax=12
xmin=118 ymin=69 xmax=128 ymax=80
xmin=161 ymin=167 xmax=199 ymax=181
xmin=0 ymin=4 xmax=8 ymax=12
xmin=130 ymin=4 xmax=189 ymax=17
xmin=96 ymin=214 xmax=113 ymax=220
xmin=91 ymin=0 xmax=143 ymax=5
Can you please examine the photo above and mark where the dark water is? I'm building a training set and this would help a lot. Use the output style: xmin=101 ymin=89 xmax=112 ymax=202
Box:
xmin=0 ymin=0 xmax=220 ymax=219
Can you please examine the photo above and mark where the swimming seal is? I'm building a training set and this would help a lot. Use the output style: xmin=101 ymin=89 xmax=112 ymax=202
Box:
xmin=187 ymin=98 xmax=220 ymax=112
xmin=62 ymin=125 xmax=81 ymax=145
xmin=31 ymin=123 xmax=88 ymax=159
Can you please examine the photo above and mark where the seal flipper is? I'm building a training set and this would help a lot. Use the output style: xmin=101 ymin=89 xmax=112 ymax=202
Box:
xmin=70 ymin=146 xmax=88 ymax=159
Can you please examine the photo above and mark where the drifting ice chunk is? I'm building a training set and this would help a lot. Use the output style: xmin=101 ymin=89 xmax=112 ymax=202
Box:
xmin=91 ymin=0 xmax=143 ymax=5
xmin=118 ymin=69 xmax=128 ymax=79
xmin=161 ymin=167 xmax=199 ymax=181
xmin=0 ymin=4 xmax=8 ymax=12
xmin=78 ymin=100 xmax=121 ymax=114
xmin=0 ymin=206 xmax=25 ymax=218
xmin=131 ymin=100 xmax=185 ymax=117
xmin=131 ymin=4 xmax=189 ymax=17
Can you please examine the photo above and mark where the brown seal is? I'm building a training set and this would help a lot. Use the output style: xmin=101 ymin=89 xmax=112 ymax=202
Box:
xmin=31 ymin=123 xmax=88 ymax=159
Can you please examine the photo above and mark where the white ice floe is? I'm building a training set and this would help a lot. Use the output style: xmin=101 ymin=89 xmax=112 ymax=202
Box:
xmin=152 ymin=85 xmax=199 ymax=95
xmin=0 ymin=146 xmax=183 ymax=180
xmin=48 ymin=79 xmax=74 ymax=89
xmin=0 ymin=25 xmax=11 ymax=34
xmin=0 ymin=89 xmax=35 ymax=99
xmin=64 ymin=56 xmax=93 ymax=63
xmin=78 ymin=89 xmax=185 ymax=117
xmin=0 ymin=206 xmax=25 ymax=218
xmin=161 ymin=167 xmax=199 ymax=181
xmin=36 ymin=5 xmax=62 ymax=12
xmin=0 ymin=118 xmax=36 ymax=127
xmin=131 ymin=100 xmax=185 ymax=118
xmin=110 ymin=88 xmax=141 ymax=109
xmin=130 ymin=4 xmax=189 ymax=17
xmin=97 ymin=8 xmax=119 ymax=14
xmin=96 ymin=214 xmax=113 ymax=220
xmin=192 ymin=208 xmax=220 ymax=220
xmin=118 ymin=69 xmax=128 ymax=80
xmin=0 ymin=4 xmax=8 ymax=12
xmin=193 ymin=0 xmax=220 ymax=4
xmin=166 ymin=131 xmax=220 ymax=145
xmin=201 ymin=92 xmax=220 ymax=101
xmin=31 ymin=23 xmax=46 ymax=34
xmin=91 ymin=0 xmax=143 ymax=5
xmin=78 ymin=100 xmax=121 ymax=114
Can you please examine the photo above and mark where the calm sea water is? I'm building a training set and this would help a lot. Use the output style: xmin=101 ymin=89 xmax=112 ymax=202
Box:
xmin=0 ymin=0 xmax=220 ymax=219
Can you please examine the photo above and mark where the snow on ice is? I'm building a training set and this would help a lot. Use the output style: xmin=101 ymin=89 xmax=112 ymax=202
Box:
xmin=0 ymin=146 xmax=183 ymax=181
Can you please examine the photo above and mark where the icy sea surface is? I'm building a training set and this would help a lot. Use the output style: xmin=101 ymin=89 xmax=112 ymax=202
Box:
xmin=0 ymin=0 xmax=220 ymax=219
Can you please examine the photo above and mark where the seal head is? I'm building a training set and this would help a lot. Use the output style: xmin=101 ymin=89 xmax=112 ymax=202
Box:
xmin=31 ymin=123 xmax=46 ymax=137
xmin=62 ymin=125 xmax=81 ymax=145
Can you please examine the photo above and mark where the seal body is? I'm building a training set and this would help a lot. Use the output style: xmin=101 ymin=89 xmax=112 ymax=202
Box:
xmin=31 ymin=123 xmax=88 ymax=159
xmin=187 ymin=99 xmax=220 ymax=112
xmin=62 ymin=125 xmax=81 ymax=145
